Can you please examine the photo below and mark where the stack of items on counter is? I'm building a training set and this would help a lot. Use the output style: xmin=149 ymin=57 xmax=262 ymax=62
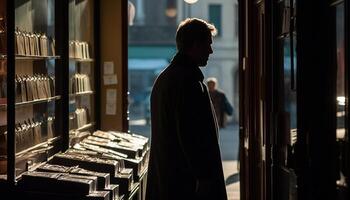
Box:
xmin=19 ymin=165 xmax=117 ymax=200
xmin=17 ymin=130 xmax=149 ymax=200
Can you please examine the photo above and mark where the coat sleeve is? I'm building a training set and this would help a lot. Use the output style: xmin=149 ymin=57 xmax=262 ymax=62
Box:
xmin=223 ymin=94 xmax=233 ymax=116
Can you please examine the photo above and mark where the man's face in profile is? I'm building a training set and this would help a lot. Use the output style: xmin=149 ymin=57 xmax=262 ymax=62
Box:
xmin=192 ymin=36 xmax=213 ymax=67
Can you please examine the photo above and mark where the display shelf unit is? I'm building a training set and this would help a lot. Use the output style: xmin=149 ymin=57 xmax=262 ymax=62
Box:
xmin=68 ymin=0 xmax=99 ymax=138
xmin=0 ymin=0 xmax=70 ymax=184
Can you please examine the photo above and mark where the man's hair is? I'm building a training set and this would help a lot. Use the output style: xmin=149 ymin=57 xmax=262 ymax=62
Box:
xmin=176 ymin=18 xmax=217 ymax=52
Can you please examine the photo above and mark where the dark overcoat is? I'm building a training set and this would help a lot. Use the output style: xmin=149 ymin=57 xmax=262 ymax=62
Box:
xmin=146 ymin=53 xmax=228 ymax=200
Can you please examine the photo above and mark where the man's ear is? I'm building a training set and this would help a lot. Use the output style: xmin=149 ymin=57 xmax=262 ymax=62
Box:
xmin=185 ymin=43 xmax=197 ymax=55
xmin=192 ymin=40 xmax=200 ymax=48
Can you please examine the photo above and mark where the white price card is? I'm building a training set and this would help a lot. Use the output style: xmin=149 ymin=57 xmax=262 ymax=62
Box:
xmin=104 ymin=61 xmax=114 ymax=75
xmin=106 ymin=89 xmax=117 ymax=115
xmin=104 ymin=75 xmax=118 ymax=85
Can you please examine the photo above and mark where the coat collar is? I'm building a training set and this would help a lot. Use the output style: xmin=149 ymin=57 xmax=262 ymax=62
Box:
xmin=170 ymin=52 xmax=204 ymax=82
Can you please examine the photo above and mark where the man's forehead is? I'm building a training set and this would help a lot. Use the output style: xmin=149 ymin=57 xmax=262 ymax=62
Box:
xmin=203 ymin=36 xmax=213 ymax=44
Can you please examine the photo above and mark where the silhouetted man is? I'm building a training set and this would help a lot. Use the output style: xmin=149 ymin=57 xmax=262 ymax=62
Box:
xmin=146 ymin=18 xmax=228 ymax=200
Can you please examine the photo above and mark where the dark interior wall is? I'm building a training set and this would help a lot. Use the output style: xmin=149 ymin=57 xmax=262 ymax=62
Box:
xmin=296 ymin=0 xmax=337 ymax=199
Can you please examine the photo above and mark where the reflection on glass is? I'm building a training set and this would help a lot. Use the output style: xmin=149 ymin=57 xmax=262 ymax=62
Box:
xmin=335 ymin=3 xmax=348 ymax=193
xmin=336 ymin=3 xmax=345 ymax=140
xmin=283 ymin=36 xmax=297 ymax=146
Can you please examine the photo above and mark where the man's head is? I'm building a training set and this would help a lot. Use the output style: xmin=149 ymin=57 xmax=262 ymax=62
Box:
xmin=206 ymin=77 xmax=218 ymax=92
xmin=176 ymin=18 xmax=217 ymax=67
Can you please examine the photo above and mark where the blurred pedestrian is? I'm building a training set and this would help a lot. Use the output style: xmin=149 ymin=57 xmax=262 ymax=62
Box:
xmin=206 ymin=77 xmax=233 ymax=128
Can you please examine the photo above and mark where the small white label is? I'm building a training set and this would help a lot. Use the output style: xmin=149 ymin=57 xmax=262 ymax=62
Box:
xmin=106 ymin=89 xmax=117 ymax=115
xmin=261 ymin=145 xmax=265 ymax=161
xmin=104 ymin=61 xmax=114 ymax=75
xmin=104 ymin=75 xmax=118 ymax=85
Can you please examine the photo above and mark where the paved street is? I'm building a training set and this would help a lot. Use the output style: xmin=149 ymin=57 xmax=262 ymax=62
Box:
xmin=129 ymin=120 xmax=240 ymax=199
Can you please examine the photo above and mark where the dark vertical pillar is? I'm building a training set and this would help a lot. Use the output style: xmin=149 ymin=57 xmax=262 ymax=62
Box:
xmin=94 ymin=0 xmax=101 ymax=130
xmin=55 ymin=0 xmax=69 ymax=150
xmin=6 ymin=0 xmax=15 ymax=185
xmin=264 ymin=0 xmax=274 ymax=199
xmin=122 ymin=0 xmax=129 ymax=132
xmin=296 ymin=0 xmax=337 ymax=199
xmin=238 ymin=0 xmax=251 ymax=198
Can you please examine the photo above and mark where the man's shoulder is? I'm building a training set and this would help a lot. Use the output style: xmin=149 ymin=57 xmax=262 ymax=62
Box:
xmin=157 ymin=63 xmax=189 ymax=81
xmin=153 ymin=65 xmax=184 ymax=88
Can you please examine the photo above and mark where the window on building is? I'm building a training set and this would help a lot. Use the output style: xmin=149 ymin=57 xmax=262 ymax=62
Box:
xmin=209 ymin=4 xmax=222 ymax=37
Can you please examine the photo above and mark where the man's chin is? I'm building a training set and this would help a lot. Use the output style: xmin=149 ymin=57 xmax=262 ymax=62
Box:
xmin=198 ymin=59 xmax=208 ymax=67
xmin=198 ymin=60 xmax=208 ymax=67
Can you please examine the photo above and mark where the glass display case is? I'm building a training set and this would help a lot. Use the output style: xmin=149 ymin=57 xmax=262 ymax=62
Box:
xmin=0 ymin=0 xmax=67 ymax=183
xmin=68 ymin=0 xmax=97 ymax=145
xmin=12 ymin=0 xmax=61 ymax=178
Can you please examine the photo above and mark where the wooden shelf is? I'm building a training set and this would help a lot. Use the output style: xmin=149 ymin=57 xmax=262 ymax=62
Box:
xmin=15 ymin=136 xmax=61 ymax=158
xmin=16 ymin=96 xmax=61 ymax=107
xmin=70 ymin=122 xmax=96 ymax=133
xmin=0 ymin=55 xmax=61 ymax=60
xmin=69 ymin=58 xmax=94 ymax=62
xmin=0 ymin=96 xmax=61 ymax=109
xmin=16 ymin=55 xmax=60 ymax=60
xmin=69 ymin=91 xmax=94 ymax=97
xmin=16 ymin=139 xmax=52 ymax=157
